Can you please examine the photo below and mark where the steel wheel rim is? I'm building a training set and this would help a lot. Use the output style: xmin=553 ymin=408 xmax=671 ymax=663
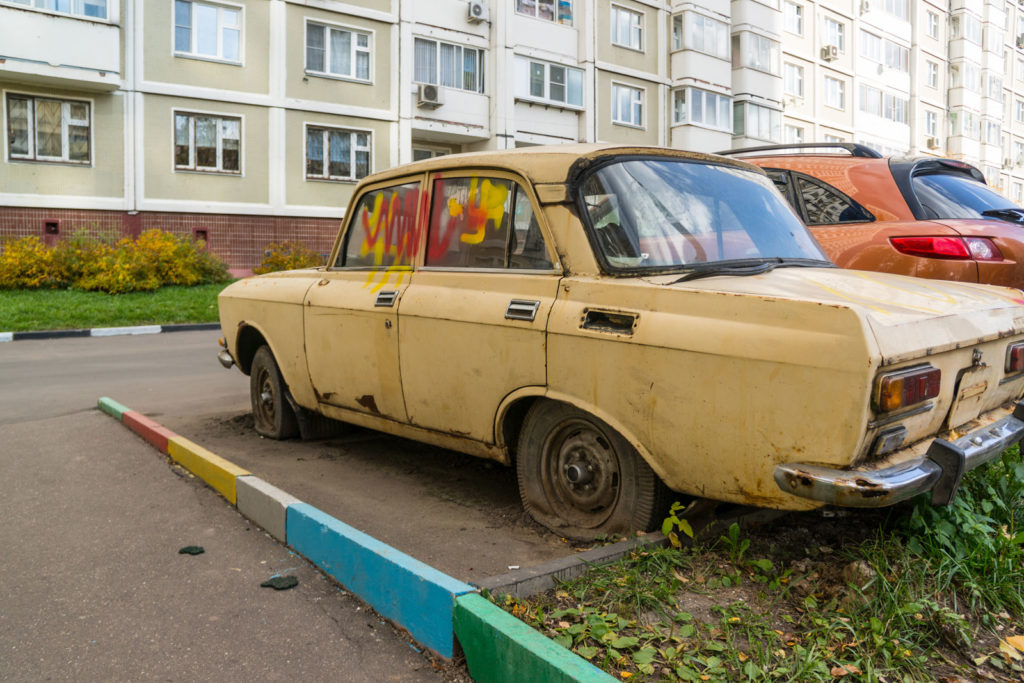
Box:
xmin=540 ymin=418 xmax=621 ymax=528
xmin=255 ymin=367 xmax=275 ymax=426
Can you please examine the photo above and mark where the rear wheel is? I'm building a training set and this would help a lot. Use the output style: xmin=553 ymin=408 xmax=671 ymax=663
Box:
xmin=250 ymin=345 xmax=298 ymax=439
xmin=516 ymin=400 xmax=670 ymax=540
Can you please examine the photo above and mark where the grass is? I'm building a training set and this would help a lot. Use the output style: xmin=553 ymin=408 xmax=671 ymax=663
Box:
xmin=0 ymin=282 xmax=232 ymax=332
xmin=498 ymin=446 xmax=1024 ymax=681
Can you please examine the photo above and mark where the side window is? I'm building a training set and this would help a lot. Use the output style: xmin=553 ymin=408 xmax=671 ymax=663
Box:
xmin=510 ymin=186 xmax=554 ymax=269
xmin=765 ymin=169 xmax=796 ymax=210
xmin=795 ymin=175 xmax=873 ymax=225
xmin=340 ymin=181 xmax=422 ymax=268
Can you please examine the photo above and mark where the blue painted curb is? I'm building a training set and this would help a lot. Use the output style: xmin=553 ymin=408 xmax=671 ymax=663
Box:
xmin=0 ymin=322 xmax=220 ymax=342
xmin=286 ymin=502 xmax=475 ymax=658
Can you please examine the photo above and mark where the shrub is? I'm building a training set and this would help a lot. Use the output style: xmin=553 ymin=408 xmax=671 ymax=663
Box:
xmin=0 ymin=229 xmax=231 ymax=294
xmin=254 ymin=240 xmax=324 ymax=274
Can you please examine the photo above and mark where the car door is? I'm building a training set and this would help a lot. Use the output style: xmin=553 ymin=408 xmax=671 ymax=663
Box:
xmin=396 ymin=171 xmax=562 ymax=442
xmin=303 ymin=178 xmax=424 ymax=421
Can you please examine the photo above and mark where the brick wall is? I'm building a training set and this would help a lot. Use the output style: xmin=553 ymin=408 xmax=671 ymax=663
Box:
xmin=0 ymin=207 xmax=341 ymax=271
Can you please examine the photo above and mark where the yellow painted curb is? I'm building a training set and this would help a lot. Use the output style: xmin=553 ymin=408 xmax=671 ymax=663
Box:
xmin=167 ymin=436 xmax=251 ymax=505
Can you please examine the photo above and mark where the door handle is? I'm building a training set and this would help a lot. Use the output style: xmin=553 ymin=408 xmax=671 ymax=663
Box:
xmin=506 ymin=299 xmax=540 ymax=322
xmin=375 ymin=291 xmax=398 ymax=307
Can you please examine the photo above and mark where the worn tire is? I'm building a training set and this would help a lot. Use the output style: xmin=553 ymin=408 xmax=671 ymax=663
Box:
xmin=250 ymin=345 xmax=298 ymax=439
xmin=516 ymin=400 xmax=670 ymax=540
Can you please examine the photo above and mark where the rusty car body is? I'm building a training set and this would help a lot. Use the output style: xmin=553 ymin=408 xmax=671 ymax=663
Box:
xmin=218 ymin=144 xmax=1024 ymax=539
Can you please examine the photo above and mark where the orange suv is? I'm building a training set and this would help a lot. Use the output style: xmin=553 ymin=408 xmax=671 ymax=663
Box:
xmin=719 ymin=143 xmax=1024 ymax=289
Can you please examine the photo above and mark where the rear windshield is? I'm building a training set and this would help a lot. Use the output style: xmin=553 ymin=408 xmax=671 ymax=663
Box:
xmin=912 ymin=172 xmax=1019 ymax=220
xmin=579 ymin=159 xmax=826 ymax=271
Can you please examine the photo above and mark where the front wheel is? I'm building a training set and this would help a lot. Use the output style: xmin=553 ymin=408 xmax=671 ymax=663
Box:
xmin=516 ymin=400 xmax=670 ymax=540
xmin=250 ymin=345 xmax=298 ymax=439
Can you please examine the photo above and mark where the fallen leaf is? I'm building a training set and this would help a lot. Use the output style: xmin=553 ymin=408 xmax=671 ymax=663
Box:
xmin=999 ymin=640 xmax=1023 ymax=661
xmin=973 ymin=655 xmax=989 ymax=666
xmin=831 ymin=664 xmax=862 ymax=677
xmin=738 ymin=652 xmax=749 ymax=662
xmin=558 ymin=621 xmax=571 ymax=629
xmin=1007 ymin=635 xmax=1024 ymax=652
xmin=620 ymin=673 xmax=633 ymax=679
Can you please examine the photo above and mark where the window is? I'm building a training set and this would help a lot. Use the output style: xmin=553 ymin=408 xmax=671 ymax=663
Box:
xmin=516 ymin=0 xmax=572 ymax=25
xmin=1018 ymin=58 xmax=1024 ymax=82
xmin=860 ymin=32 xmax=907 ymax=71
xmin=611 ymin=5 xmax=643 ymax=50
xmin=1014 ymin=182 xmax=1023 ymax=204
xmin=824 ymin=134 xmax=844 ymax=143
xmin=515 ymin=57 xmax=583 ymax=107
xmin=927 ymin=11 xmax=939 ymax=38
xmin=733 ymin=101 xmax=780 ymax=141
xmin=951 ymin=13 xmax=982 ymax=45
xmin=950 ymin=62 xmax=981 ymax=92
xmin=174 ymin=112 xmax=240 ymax=174
xmin=1016 ymin=141 xmax=1024 ymax=163
xmin=732 ymin=32 xmax=780 ymax=74
xmin=342 ymin=182 xmax=421 ymax=268
xmin=414 ymin=38 xmax=484 ymax=93
xmin=882 ymin=0 xmax=907 ymax=21
xmin=984 ymin=120 xmax=1001 ymax=145
xmin=306 ymin=22 xmax=370 ymax=81
xmin=412 ymin=147 xmax=447 ymax=161
xmin=985 ymin=28 xmax=1004 ymax=56
xmin=1017 ymin=100 xmax=1024 ymax=123
xmin=5 ymin=94 xmax=90 ymax=164
xmin=927 ymin=61 xmax=938 ymax=88
xmin=678 ymin=12 xmax=729 ymax=59
xmin=784 ymin=125 xmax=804 ymax=144
xmin=784 ymin=2 xmax=803 ymax=35
xmin=824 ymin=75 xmax=844 ymax=109
xmin=784 ymin=63 xmax=803 ymax=97
xmin=672 ymin=88 xmax=731 ymax=131
xmin=9 ymin=0 xmax=107 ymax=18
xmin=426 ymin=177 xmax=553 ymax=270
xmin=988 ymin=74 xmax=1004 ymax=102
xmin=860 ymin=31 xmax=882 ymax=62
xmin=174 ymin=0 xmax=240 ymax=62
xmin=305 ymin=126 xmax=370 ymax=182
xmin=925 ymin=110 xmax=937 ymax=137
xmin=795 ymin=175 xmax=873 ymax=225
xmin=857 ymin=85 xmax=907 ymax=123
xmin=612 ymin=83 xmax=643 ymax=127
xmin=824 ymin=17 xmax=844 ymax=52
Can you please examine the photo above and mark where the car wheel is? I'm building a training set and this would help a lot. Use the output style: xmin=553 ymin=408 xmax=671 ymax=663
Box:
xmin=250 ymin=345 xmax=298 ymax=439
xmin=516 ymin=400 xmax=669 ymax=540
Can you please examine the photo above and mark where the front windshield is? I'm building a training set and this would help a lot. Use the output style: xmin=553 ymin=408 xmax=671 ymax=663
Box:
xmin=580 ymin=158 xmax=827 ymax=271
xmin=913 ymin=172 xmax=1019 ymax=220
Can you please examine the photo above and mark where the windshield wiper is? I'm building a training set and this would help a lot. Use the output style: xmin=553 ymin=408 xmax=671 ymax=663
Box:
xmin=667 ymin=258 xmax=832 ymax=284
xmin=981 ymin=208 xmax=1024 ymax=223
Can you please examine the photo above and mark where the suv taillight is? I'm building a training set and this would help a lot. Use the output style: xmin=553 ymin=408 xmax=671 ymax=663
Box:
xmin=890 ymin=236 xmax=1003 ymax=261
xmin=876 ymin=365 xmax=941 ymax=413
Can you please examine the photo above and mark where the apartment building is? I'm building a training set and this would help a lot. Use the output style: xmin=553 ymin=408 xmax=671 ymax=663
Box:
xmin=2 ymin=0 xmax=1023 ymax=270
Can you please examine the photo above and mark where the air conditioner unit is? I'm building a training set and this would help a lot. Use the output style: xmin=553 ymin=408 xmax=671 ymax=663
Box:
xmin=860 ymin=0 xmax=871 ymax=13
xmin=821 ymin=45 xmax=839 ymax=61
xmin=926 ymin=137 xmax=940 ymax=149
xmin=1005 ymin=158 xmax=1014 ymax=169
xmin=467 ymin=0 xmax=489 ymax=23
xmin=416 ymin=83 xmax=443 ymax=108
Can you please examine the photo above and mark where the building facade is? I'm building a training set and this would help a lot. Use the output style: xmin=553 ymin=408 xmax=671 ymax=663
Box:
xmin=1 ymin=0 xmax=1022 ymax=270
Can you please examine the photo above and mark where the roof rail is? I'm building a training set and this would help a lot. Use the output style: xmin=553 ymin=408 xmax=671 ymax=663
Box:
xmin=715 ymin=142 xmax=884 ymax=158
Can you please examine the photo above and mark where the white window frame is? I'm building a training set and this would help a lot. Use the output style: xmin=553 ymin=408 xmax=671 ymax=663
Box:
xmin=824 ymin=17 xmax=845 ymax=52
xmin=680 ymin=12 xmax=729 ymax=59
xmin=173 ymin=110 xmax=242 ymax=175
xmin=733 ymin=31 xmax=781 ymax=75
xmin=925 ymin=110 xmax=937 ymax=137
xmin=784 ymin=1 xmax=803 ymax=35
xmin=304 ymin=124 xmax=371 ymax=182
xmin=305 ymin=20 xmax=372 ymax=83
xmin=926 ymin=61 xmax=938 ymax=88
xmin=824 ymin=75 xmax=845 ymax=110
xmin=610 ymin=4 xmax=644 ymax=51
xmin=4 ymin=0 xmax=108 ymax=19
xmin=611 ymin=82 xmax=644 ymax=128
xmin=174 ymin=0 xmax=243 ymax=64
xmin=784 ymin=124 xmax=804 ymax=144
xmin=734 ymin=101 xmax=781 ymax=142
xmin=516 ymin=56 xmax=584 ymax=108
xmin=412 ymin=145 xmax=449 ymax=162
xmin=672 ymin=87 xmax=731 ymax=132
xmin=882 ymin=0 xmax=907 ymax=21
xmin=413 ymin=37 xmax=485 ymax=94
xmin=783 ymin=62 xmax=803 ymax=97
xmin=1016 ymin=100 xmax=1024 ymax=123
xmin=927 ymin=11 xmax=939 ymax=39
xmin=4 ymin=92 xmax=92 ymax=165
xmin=515 ymin=0 xmax=573 ymax=25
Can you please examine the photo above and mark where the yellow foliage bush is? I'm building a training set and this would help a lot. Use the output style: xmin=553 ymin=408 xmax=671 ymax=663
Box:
xmin=0 ymin=229 xmax=230 ymax=294
xmin=254 ymin=240 xmax=324 ymax=274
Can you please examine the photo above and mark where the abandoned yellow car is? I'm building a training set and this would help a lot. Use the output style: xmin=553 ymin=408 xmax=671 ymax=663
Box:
xmin=217 ymin=144 xmax=1024 ymax=539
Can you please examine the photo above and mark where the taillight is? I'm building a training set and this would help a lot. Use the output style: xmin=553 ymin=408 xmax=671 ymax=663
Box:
xmin=890 ymin=236 xmax=1003 ymax=261
xmin=875 ymin=365 xmax=941 ymax=413
xmin=1006 ymin=342 xmax=1024 ymax=374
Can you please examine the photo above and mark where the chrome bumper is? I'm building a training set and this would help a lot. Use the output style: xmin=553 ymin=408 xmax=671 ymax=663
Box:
xmin=217 ymin=349 xmax=235 ymax=369
xmin=774 ymin=402 xmax=1024 ymax=508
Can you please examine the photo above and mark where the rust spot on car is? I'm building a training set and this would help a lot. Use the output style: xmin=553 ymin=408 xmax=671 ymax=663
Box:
xmin=854 ymin=478 xmax=881 ymax=488
xmin=357 ymin=395 xmax=380 ymax=414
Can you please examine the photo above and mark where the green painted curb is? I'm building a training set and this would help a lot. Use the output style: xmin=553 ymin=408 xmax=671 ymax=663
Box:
xmin=453 ymin=593 xmax=614 ymax=683
xmin=97 ymin=396 xmax=130 ymax=420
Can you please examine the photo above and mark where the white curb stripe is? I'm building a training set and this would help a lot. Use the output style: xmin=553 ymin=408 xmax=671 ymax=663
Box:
xmin=0 ymin=332 xmax=12 ymax=343
xmin=90 ymin=325 xmax=163 ymax=337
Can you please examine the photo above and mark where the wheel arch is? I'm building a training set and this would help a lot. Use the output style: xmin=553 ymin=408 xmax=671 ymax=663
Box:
xmin=234 ymin=323 xmax=272 ymax=376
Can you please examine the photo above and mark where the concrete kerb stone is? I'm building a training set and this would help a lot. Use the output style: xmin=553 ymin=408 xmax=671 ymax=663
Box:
xmin=235 ymin=475 xmax=302 ymax=543
xmin=0 ymin=322 xmax=219 ymax=343
xmin=454 ymin=593 xmax=615 ymax=683
xmin=167 ymin=436 xmax=250 ymax=505
xmin=97 ymin=396 xmax=131 ymax=421
xmin=121 ymin=411 xmax=178 ymax=454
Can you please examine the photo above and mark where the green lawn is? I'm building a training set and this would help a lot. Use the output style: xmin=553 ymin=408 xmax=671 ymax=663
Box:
xmin=0 ymin=282 xmax=232 ymax=332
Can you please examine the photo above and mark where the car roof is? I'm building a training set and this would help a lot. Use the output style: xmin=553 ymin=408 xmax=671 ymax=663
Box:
xmin=358 ymin=143 xmax=763 ymax=188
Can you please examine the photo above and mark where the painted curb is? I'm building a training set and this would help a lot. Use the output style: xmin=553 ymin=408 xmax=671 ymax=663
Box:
xmin=286 ymin=502 xmax=475 ymax=658
xmin=97 ymin=396 xmax=131 ymax=421
xmin=122 ymin=410 xmax=177 ymax=453
xmin=453 ymin=593 xmax=614 ymax=682
xmin=168 ymin=436 xmax=250 ymax=505
xmin=0 ymin=322 xmax=219 ymax=343
xmin=236 ymin=475 xmax=301 ymax=543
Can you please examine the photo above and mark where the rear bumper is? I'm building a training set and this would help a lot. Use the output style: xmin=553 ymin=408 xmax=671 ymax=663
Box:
xmin=774 ymin=402 xmax=1024 ymax=507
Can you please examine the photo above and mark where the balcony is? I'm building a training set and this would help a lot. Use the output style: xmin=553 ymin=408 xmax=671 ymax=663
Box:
xmin=0 ymin=4 xmax=120 ymax=91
